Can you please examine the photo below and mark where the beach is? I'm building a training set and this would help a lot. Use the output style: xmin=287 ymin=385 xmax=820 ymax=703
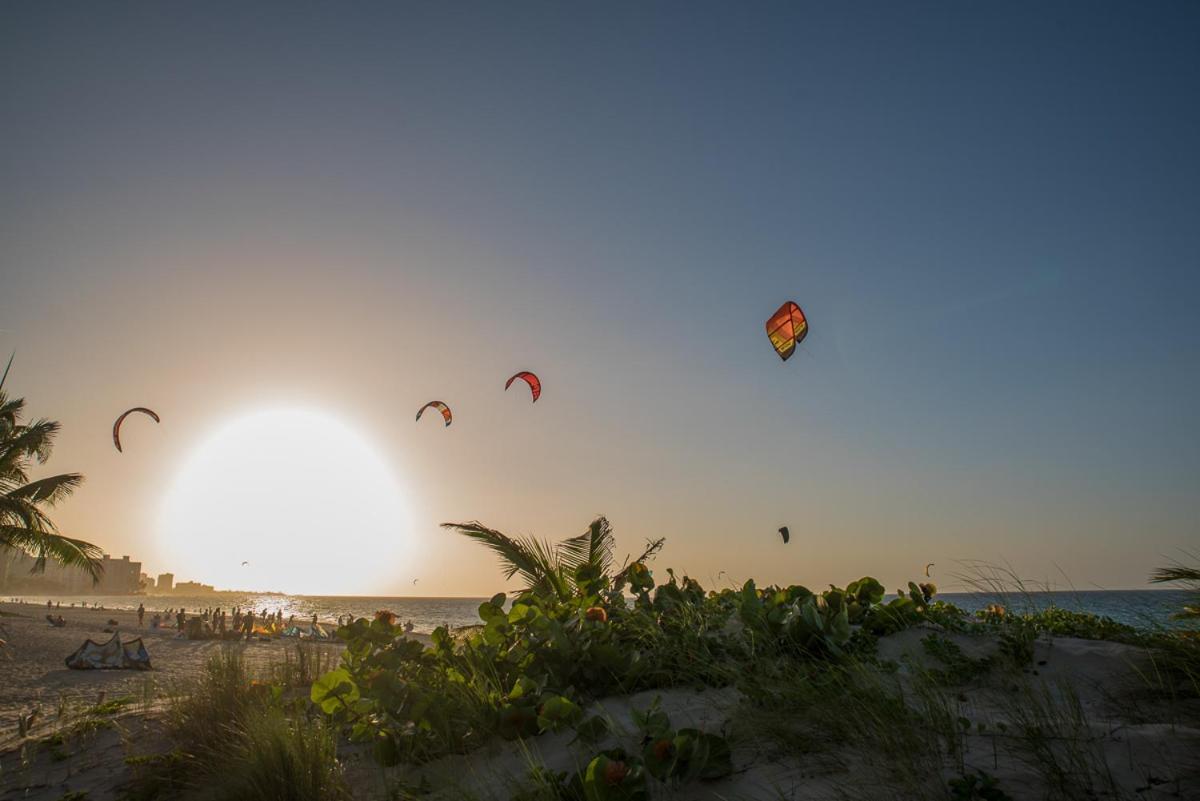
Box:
xmin=0 ymin=601 xmax=430 ymax=746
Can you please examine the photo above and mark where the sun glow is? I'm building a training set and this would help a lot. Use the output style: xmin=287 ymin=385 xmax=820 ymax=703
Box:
xmin=158 ymin=408 xmax=414 ymax=595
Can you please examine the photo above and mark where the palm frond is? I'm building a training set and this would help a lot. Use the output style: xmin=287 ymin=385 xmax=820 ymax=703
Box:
xmin=442 ymin=521 xmax=569 ymax=598
xmin=0 ymin=419 xmax=60 ymax=466
xmin=1150 ymin=566 xmax=1200 ymax=585
xmin=612 ymin=537 xmax=666 ymax=585
xmin=558 ymin=516 xmax=615 ymax=579
xmin=0 ymin=525 xmax=104 ymax=582
xmin=3 ymin=473 xmax=83 ymax=506
xmin=0 ymin=494 xmax=49 ymax=530
xmin=0 ymin=392 xmax=100 ymax=581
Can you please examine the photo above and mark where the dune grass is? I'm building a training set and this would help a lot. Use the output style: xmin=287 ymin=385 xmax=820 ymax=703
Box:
xmin=99 ymin=526 xmax=1200 ymax=801
xmin=124 ymin=646 xmax=349 ymax=801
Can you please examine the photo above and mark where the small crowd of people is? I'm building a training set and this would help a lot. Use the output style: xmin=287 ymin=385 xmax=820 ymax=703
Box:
xmin=135 ymin=603 xmax=318 ymax=640
xmin=17 ymin=598 xmax=422 ymax=640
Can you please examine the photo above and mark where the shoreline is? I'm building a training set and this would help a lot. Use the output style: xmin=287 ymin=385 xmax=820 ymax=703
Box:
xmin=0 ymin=601 xmax=430 ymax=745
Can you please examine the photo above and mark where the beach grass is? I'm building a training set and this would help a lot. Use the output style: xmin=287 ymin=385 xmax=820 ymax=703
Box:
xmin=6 ymin=530 xmax=1198 ymax=800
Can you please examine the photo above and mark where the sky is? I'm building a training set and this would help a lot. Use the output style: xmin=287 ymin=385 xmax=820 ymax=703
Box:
xmin=2 ymin=2 xmax=1198 ymax=596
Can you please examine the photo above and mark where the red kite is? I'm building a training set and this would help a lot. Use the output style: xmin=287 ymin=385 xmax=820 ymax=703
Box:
xmin=112 ymin=407 xmax=160 ymax=452
xmin=504 ymin=371 xmax=541 ymax=402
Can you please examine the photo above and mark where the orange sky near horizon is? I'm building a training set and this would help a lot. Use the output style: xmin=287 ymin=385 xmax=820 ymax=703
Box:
xmin=4 ymin=3 xmax=1198 ymax=596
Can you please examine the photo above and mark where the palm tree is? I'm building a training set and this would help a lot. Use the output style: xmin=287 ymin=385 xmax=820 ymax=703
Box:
xmin=442 ymin=516 xmax=663 ymax=600
xmin=0 ymin=390 xmax=102 ymax=582
xmin=1151 ymin=556 xmax=1200 ymax=621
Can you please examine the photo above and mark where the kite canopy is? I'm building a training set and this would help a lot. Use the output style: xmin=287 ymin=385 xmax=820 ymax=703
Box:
xmin=778 ymin=526 xmax=790 ymax=544
xmin=112 ymin=407 xmax=160 ymax=452
xmin=65 ymin=633 xmax=151 ymax=670
xmin=504 ymin=371 xmax=541 ymax=402
xmin=765 ymin=301 xmax=809 ymax=361
xmin=416 ymin=401 xmax=452 ymax=427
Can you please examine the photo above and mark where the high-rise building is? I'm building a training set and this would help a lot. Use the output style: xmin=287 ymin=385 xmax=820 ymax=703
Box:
xmin=157 ymin=572 xmax=174 ymax=592
xmin=0 ymin=551 xmax=143 ymax=594
xmin=140 ymin=573 xmax=155 ymax=591
xmin=94 ymin=555 xmax=141 ymax=594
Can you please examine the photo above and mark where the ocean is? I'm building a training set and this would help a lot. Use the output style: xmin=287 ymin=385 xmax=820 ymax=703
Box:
xmin=10 ymin=589 xmax=1195 ymax=634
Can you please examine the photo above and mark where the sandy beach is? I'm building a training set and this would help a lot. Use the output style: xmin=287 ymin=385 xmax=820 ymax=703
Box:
xmin=0 ymin=601 xmax=394 ymax=745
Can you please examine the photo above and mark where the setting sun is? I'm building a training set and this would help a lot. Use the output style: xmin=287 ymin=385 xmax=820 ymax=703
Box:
xmin=157 ymin=408 xmax=414 ymax=595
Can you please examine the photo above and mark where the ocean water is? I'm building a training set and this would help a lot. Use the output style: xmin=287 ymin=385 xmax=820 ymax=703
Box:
xmin=936 ymin=590 xmax=1195 ymax=630
xmin=10 ymin=589 xmax=1195 ymax=633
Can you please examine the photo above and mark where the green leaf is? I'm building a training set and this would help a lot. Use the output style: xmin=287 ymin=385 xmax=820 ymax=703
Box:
xmin=537 ymin=695 xmax=584 ymax=732
xmin=310 ymin=668 xmax=359 ymax=715
xmin=572 ymin=715 xmax=611 ymax=745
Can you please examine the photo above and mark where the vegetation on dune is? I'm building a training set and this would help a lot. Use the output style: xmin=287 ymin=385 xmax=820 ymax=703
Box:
xmin=0 ymin=390 xmax=102 ymax=580
xmin=121 ymin=647 xmax=349 ymax=801
xmin=1150 ymin=554 xmax=1200 ymax=620
xmin=107 ymin=518 xmax=1199 ymax=800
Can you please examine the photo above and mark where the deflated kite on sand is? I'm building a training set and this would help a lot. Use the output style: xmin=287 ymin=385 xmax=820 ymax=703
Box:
xmin=65 ymin=633 xmax=152 ymax=670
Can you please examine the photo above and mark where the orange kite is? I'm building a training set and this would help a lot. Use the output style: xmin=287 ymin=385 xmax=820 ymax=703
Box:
xmin=765 ymin=301 xmax=808 ymax=361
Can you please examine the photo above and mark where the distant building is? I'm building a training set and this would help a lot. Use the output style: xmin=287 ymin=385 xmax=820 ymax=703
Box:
xmin=157 ymin=573 xmax=174 ymax=592
xmin=140 ymin=573 xmax=155 ymax=591
xmin=0 ymin=550 xmax=92 ymax=593
xmin=94 ymin=555 xmax=141 ymax=594
xmin=174 ymin=580 xmax=215 ymax=594
xmin=0 ymin=551 xmax=141 ymax=595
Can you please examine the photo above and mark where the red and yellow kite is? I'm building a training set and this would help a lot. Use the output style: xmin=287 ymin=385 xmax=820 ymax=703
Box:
xmin=416 ymin=401 xmax=452 ymax=427
xmin=504 ymin=371 xmax=541 ymax=402
xmin=765 ymin=301 xmax=808 ymax=361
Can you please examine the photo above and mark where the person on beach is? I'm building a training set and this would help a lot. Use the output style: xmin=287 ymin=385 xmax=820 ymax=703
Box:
xmin=405 ymin=620 xmax=415 ymax=634
xmin=137 ymin=603 xmax=145 ymax=627
xmin=243 ymin=609 xmax=255 ymax=638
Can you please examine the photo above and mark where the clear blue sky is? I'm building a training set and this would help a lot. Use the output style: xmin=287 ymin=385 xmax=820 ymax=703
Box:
xmin=2 ymin=2 xmax=1197 ymax=593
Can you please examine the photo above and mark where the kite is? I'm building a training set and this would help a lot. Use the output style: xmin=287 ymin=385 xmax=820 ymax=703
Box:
xmin=765 ymin=301 xmax=809 ymax=361
xmin=504 ymin=371 xmax=541 ymax=402
xmin=241 ymin=561 xmax=250 ymax=567
xmin=112 ymin=407 xmax=160 ymax=452
xmin=925 ymin=563 xmax=935 ymax=578
xmin=416 ymin=401 xmax=452 ymax=427
xmin=778 ymin=526 xmax=790 ymax=544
